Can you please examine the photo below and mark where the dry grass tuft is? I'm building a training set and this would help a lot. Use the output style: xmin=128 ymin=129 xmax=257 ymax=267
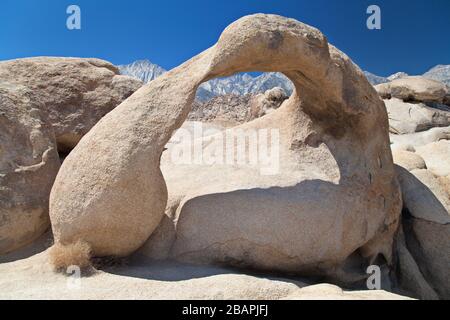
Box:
xmin=48 ymin=240 xmax=93 ymax=273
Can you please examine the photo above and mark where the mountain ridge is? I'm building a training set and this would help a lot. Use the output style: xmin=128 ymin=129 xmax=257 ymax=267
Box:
xmin=119 ymin=59 xmax=450 ymax=101
xmin=118 ymin=60 xmax=166 ymax=83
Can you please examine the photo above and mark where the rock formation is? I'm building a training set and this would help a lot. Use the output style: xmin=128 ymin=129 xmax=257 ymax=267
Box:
xmin=390 ymin=109 xmax=449 ymax=299
xmin=188 ymin=94 xmax=254 ymax=125
xmin=0 ymin=82 xmax=60 ymax=254
xmin=376 ymin=77 xmax=449 ymax=103
xmin=395 ymin=167 xmax=450 ymax=299
xmin=415 ymin=140 xmax=450 ymax=177
xmin=0 ymin=57 xmax=142 ymax=153
xmin=0 ymin=58 xmax=142 ymax=255
xmin=390 ymin=126 xmax=450 ymax=150
xmin=248 ymin=87 xmax=288 ymax=120
xmin=50 ymin=14 xmax=402 ymax=286
xmin=385 ymin=98 xmax=450 ymax=134
xmin=375 ymin=77 xmax=450 ymax=136
xmin=188 ymin=87 xmax=288 ymax=125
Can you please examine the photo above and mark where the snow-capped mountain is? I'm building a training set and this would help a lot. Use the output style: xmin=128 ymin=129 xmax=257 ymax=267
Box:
xmin=200 ymin=73 xmax=255 ymax=96
xmin=423 ymin=65 xmax=450 ymax=86
xmin=118 ymin=60 xmax=449 ymax=101
xmin=246 ymin=72 xmax=294 ymax=95
xmin=387 ymin=72 xmax=409 ymax=81
xmin=364 ymin=66 xmax=450 ymax=86
xmin=199 ymin=72 xmax=294 ymax=98
xmin=363 ymin=71 xmax=389 ymax=85
xmin=118 ymin=60 xmax=294 ymax=101
xmin=118 ymin=60 xmax=166 ymax=83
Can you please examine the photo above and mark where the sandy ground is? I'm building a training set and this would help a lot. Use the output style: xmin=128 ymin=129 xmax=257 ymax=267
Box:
xmin=0 ymin=233 xmax=412 ymax=300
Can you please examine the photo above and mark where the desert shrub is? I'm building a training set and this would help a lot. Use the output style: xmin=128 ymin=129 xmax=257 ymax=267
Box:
xmin=48 ymin=240 xmax=92 ymax=273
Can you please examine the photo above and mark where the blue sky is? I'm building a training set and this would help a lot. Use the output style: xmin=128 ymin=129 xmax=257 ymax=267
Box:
xmin=1 ymin=0 xmax=449 ymax=76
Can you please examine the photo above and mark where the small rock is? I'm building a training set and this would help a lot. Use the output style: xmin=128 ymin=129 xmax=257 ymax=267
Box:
xmin=392 ymin=150 xmax=426 ymax=171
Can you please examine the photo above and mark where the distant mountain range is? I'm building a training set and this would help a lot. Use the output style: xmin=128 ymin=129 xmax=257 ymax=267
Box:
xmin=423 ymin=65 xmax=450 ymax=86
xmin=364 ymin=65 xmax=450 ymax=86
xmin=118 ymin=60 xmax=449 ymax=101
xmin=118 ymin=60 xmax=166 ymax=83
xmin=118 ymin=60 xmax=293 ymax=101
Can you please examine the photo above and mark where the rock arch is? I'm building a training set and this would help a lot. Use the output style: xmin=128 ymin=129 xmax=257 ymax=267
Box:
xmin=49 ymin=14 xmax=401 ymax=275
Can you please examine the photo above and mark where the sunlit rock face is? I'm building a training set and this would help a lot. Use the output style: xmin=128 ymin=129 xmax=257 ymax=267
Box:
xmin=49 ymin=14 xmax=401 ymax=284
